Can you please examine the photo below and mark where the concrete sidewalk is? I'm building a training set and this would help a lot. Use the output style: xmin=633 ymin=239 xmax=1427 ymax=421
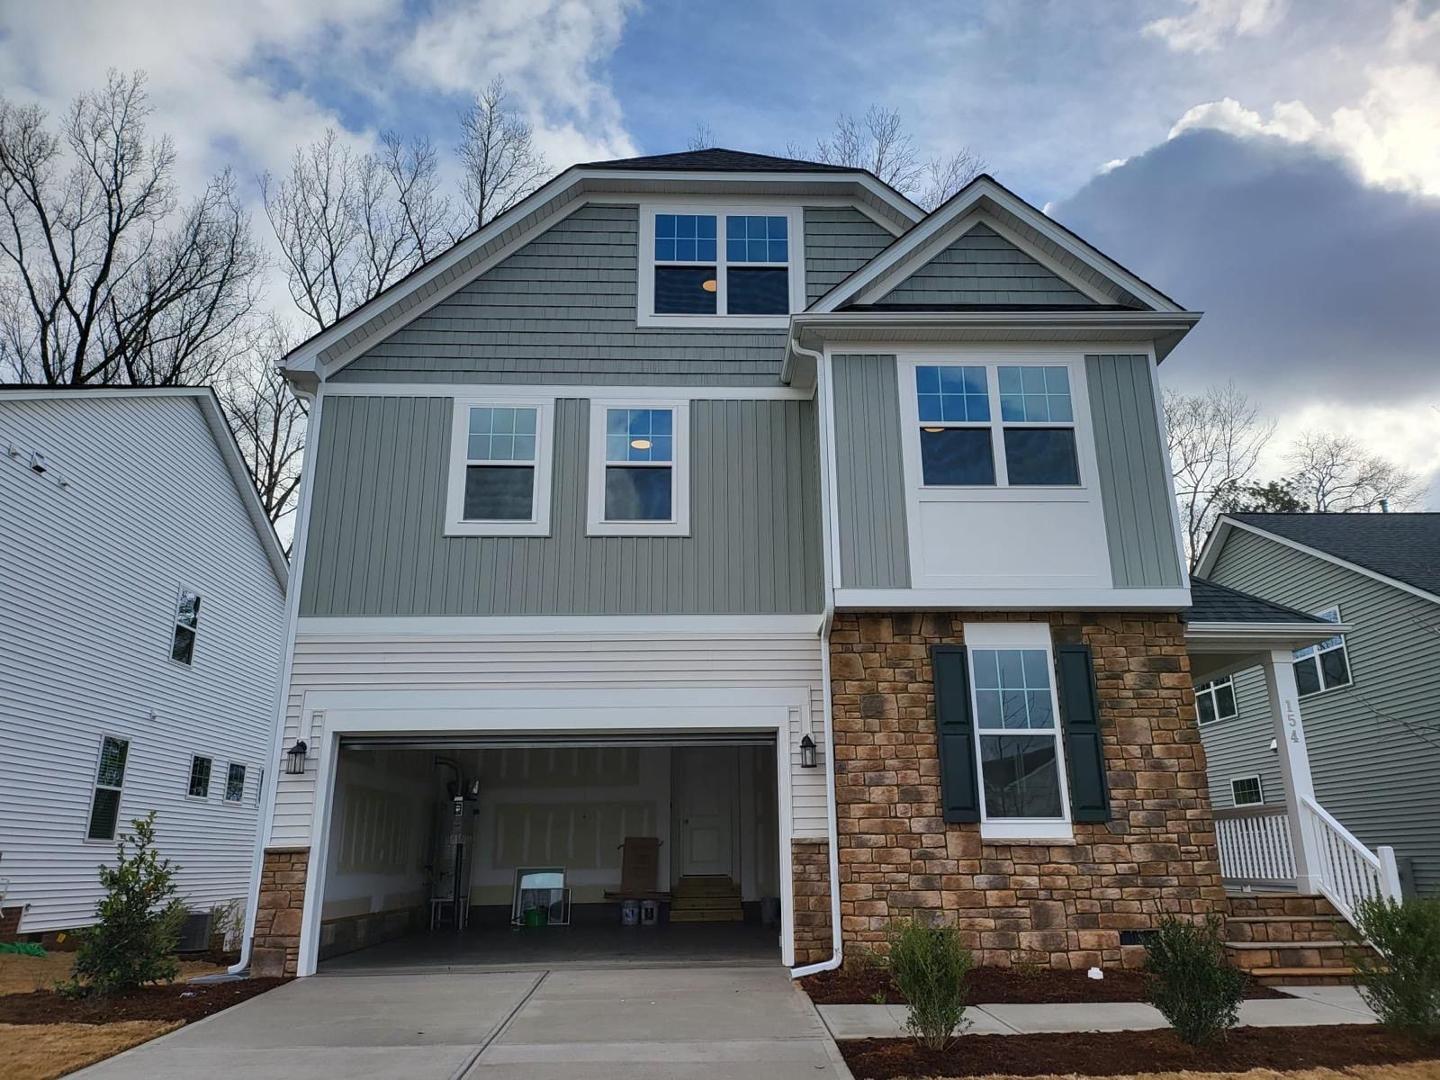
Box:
xmin=818 ymin=984 xmax=1379 ymax=1040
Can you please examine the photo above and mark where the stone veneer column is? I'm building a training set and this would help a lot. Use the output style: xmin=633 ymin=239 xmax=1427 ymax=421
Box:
xmin=831 ymin=612 xmax=1226 ymax=970
xmin=251 ymin=847 xmax=309 ymax=978
xmin=792 ymin=838 xmax=833 ymax=966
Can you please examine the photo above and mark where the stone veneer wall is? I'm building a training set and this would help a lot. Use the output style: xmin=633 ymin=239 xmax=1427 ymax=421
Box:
xmin=792 ymin=838 xmax=833 ymax=966
xmin=831 ymin=611 xmax=1225 ymax=970
xmin=252 ymin=847 xmax=308 ymax=977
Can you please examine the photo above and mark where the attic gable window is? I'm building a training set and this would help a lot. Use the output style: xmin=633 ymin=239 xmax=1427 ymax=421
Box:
xmin=640 ymin=206 xmax=802 ymax=327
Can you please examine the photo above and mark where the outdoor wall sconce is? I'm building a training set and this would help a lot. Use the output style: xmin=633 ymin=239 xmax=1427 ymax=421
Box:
xmin=285 ymin=740 xmax=308 ymax=775
xmin=799 ymin=734 xmax=817 ymax=769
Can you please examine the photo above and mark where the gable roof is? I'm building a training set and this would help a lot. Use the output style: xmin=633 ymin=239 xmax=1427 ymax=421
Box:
xmin=1204 ymin=513 xmax=1440 ymax=603
xmin=1183 ymin=575 xmax=1331 ymax=626
xmin=583 ymin=147 xmax=858 ymax=174
xmin=807 ymin=173 xmax=1188 ymax=318
xmin=0 ymin=385 xmax=288 ymax=586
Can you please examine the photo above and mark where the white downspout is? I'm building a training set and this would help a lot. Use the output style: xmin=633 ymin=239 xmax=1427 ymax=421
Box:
xmin=790 ymin=339 xmax=844 ymax=978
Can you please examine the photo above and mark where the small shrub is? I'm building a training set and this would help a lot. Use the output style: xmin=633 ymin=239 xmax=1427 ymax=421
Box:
xmin=1352 ymin=896 xmax=1440 ymax=1041
xmin=1144 ymin=914 xmax=1247 ymax=1046
xmin=887 ymin=918 xmax=973 ymax=1051
xmin=68 ymin=812 xmax=187 ymax=996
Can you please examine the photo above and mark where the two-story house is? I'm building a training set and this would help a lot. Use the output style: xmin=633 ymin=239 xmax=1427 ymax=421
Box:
xmin=239 ymin=148 xmax=1254 ymax=980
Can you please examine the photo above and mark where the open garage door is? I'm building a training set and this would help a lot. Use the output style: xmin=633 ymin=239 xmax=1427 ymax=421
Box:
xmin=313 ymin=733 xmax=783 ymax=971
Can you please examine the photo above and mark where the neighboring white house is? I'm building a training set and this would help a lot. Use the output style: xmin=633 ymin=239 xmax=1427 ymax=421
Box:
xmin=0 ymin=386 xmax=287 ymax=938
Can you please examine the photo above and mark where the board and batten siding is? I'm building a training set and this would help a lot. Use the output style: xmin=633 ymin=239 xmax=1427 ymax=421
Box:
xmin=271 ymin=630 xmax=831 ymax=843
xmin=1085 ymin=354 xmax=1184 ymax=589
xmin=831 ymin=354 xmax=909 ymax=588
xmin=1207 ymin=526 xmax=1440 ymax=896
xmin=334 ymin=204 xmax=884 ymax=386
xmin=1197 ymin=669 xmax=1285 ymax=811
xmin=878 ymin=223 xmax=1097 ymax=306
xmin=0 ymin=396 xmax=286 ymax=932
xmin=300 ymin=395 xmax=823 ymax=617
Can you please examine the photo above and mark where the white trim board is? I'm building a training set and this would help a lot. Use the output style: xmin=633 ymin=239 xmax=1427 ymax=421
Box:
xmin=834 ymin=587 xmax=1192 ymax=610
xmin=1196 ymin=516 xmax=1440 ymax=609
xmin=320 ymin=382 xmax=813 ymax=401
xmin=295 ymin=614 xmax=824 ymax=637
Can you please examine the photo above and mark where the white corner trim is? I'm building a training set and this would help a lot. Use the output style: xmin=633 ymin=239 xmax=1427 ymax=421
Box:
xmin=444 ymin=397 xmax=556 ymax=538
xmin=585 ymin=398 xmax=691 ymax=537
xmin=295 ymin=614 xmax=825 ymax=638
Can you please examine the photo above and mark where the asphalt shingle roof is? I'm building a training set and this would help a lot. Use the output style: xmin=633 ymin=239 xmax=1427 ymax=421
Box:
xmin=1227 ymin=513 xmax=1440 ymax=598
xmin=1183 ymin=576 xmax=1331 ymax=625
xmin=580 ymin=147 xmax=859 ymax=173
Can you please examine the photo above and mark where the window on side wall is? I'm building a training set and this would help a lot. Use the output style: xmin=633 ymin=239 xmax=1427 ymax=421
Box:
xmin=1293 ymin=607 xmax=1351 ymax=696
xmin=170 ymin=590 xmax=200 ymax=665
xmin=1194 ymin=675 xmax=1238 ymax=725
xmin=445 ymin=401 xmax=555 ymax=537
xmin=586 ymin=403 xmax=690 ymax=537
xmin=642 ymin=208 xmax=798 ymax=325
xmin=87 ymin=736 xmax=130 ymax=841
xmin=914 ymin=362 xmax=1081 ymax=488
xmin=1231 ymin=775 xmax=1264 ymax=806
xmin=225 ymin=763 xmax=246 ymax=803
xmin=187 ymin=755 xmax=212 ymax=798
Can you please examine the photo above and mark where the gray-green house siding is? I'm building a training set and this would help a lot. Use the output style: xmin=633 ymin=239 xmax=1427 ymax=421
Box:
xmin=300 ymin=395 xmax=824 ymax=616
xmin=832 ymin=355 xmax=909 ymax=588
xmin=877 ymin=223 xmax=1095 ymax=306
xmin=334 ymin=204 xmax=890 ymax=386
xmin=1206 ymin=526 xmax=1440 ymax=896
xmin=1197 ymin=669 xmax=1284 ymax=811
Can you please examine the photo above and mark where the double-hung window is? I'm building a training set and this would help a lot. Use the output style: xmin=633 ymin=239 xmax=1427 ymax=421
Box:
xmin=642 ymin=208 xmax=800 ymax=325
xmin=170 ymin=590 xmax=200 ymax=665
xmin=446 ymin=400 xmax=554 ymax=536
xmin=587 ymin=403 xmax=689 ymax=536
xmin=915 ymin=362 xmax=1082 ymax=488
xmin=87 ymin=736 xmax=129 ymax=841
xmin=965 ymin=623 xmax=1071 ymax=839
xmin=1293 ymin=606 xmax=1351 ymax=696
xmin=225 ymin=763 xmax=246 ymax=803
xmin=188 ymin=755 xmax=212 ymax=798
xmin=1194 ymin=676 xmax=1238 ymax=725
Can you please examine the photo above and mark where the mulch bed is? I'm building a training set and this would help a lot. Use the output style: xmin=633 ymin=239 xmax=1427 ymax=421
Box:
xmin=801 ymin=965 xmax=1285 ymax=1005
xmin=841 ymin=1024 xmax=1440 ymax=1079
xmin=0 ymin=978 xmax=286 ymax=1025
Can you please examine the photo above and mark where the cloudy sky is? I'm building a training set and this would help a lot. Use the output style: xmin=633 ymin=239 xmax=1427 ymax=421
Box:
xmin=4 ymin=0 xmax=1437 ymax=498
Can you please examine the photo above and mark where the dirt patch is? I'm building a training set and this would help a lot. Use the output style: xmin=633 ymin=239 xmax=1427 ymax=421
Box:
xmin=0 ymin=1020 xmax=182 ymax=1080
xmin=801 ymin=965 xmax=1286 ymax=1005
xmin=0 ymin=953 xmax=228 ymax=997
xmin=962 ymin=1068 xmax=1440 ymax=1080
xmin=839 ymin=1025 xmax=1439 ymax=1079
xmin=0 ymin=977 xmax=286 ymax=1025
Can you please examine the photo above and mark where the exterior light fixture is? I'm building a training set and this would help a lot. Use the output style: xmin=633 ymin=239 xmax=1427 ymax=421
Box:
xmin=630 ymin=438 xmax=652 ymax=450
xmin=799 ymin=733 xmax=817 ymax=769
xmin=285 ymin=740 xmax=308 ymax=775
xmin=701 ymin=279 xmax=718 ymax=293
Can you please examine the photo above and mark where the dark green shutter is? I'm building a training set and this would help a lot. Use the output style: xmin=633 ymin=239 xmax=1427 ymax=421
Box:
xmin=932 ymin=645 xmax=981 ymax=823
xmin=1056 ymin=643 xmax=1110 ymax=823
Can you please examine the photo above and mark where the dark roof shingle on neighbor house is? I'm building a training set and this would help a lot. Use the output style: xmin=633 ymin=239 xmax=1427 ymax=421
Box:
xmin=581 ymin=147 xmax=859 ymax=173
xmin=1183 ymin=576 xmax=1331 ymax=625
xmin=1228 ymin=513 xmax=1440 ymax=598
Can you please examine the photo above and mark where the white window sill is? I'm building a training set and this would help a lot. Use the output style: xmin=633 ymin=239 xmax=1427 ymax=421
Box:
xmin=444 ymin=520 xmax=551 ymax=538
xmin=586 ymin=520 xmax=690 ymax=538
xmin=980 ymin=821 xmax=1074 ymax=842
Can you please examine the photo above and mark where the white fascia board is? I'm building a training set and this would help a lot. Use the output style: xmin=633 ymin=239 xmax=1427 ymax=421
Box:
xmin=296 ymin=613 xmax=825 ymax=638
xmin=1198 ymin=516 xmax=1440 ymax=609
xmin=832 ymin=587 xmax=1192 ymax=610
xmin=322 ymin=382 xmax=813 ymax=401
xmin=790 ymin=310 xmax=1201 ymax=348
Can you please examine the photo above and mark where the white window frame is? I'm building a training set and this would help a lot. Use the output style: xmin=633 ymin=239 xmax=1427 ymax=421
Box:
xmin=1230 ymin=774 xmax=1265 ymax=807
xmin=1194 ymin=675 xmax=1238 ymax=725
xmin=169 ymin=588 xmax=201 ymax=667
xmin=86 ymin=735 xmax=130 ymax=843
xmin=224 ymin=762 xmax=246 ymax=804
xmin=186 ymin=754 xmax=212 ymax=800
xmin=904 ymin=355 xmax=1088 ymax=494
xmin=445 ymin=398 xmax=555 ymax=537
xmin=586 ymin=400 xmax=690 ymax=537
xmin=637 ymin=203 xmax=805 ymax=329
xmin=964 ymin=621 xmax=1073 ymax=841
xmin=1293 ymin=605 xmax=1352 ymax=697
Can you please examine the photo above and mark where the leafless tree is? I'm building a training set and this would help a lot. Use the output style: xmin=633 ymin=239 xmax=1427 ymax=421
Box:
xmin=1164 ymin=383 xmax=1276 ymax=564
xmin=792 ymin=105 xmax=984 ymax=210
xmin=262 ymin=127 xmax=451 ymax=330
xmin=0 ymin=71 xmax=262 ymax=385
xmin=686 ymin=122 xmax=716 ymax=152
xmin=455 ymin=78 xmax=550 ymax=234
xmin=1284 ymin=431 xmax=1425 ymax=512
xmin=217 ymin=316 xmax=307 ymax=539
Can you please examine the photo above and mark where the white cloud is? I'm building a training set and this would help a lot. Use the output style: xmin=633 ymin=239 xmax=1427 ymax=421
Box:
xmin=1264 ymin=401 xmax=1440 ymax=509
xmin=1144 ymin=0 xmax=1286 ymax=54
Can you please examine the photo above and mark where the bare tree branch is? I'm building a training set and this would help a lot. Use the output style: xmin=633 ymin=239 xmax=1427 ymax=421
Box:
xmin=1284 ymin=431 xmax=1426 ymax=512
xmin=455 ymin=77 xmax=550 ymax=234
xmin=686 ymin=122 xmax=715 ymax=152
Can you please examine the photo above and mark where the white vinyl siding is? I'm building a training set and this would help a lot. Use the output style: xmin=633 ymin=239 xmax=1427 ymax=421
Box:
xmin=0 ymin=394 xmax=286 ymax=932
xmin=272 ymin=625 xmax=829 ymax=845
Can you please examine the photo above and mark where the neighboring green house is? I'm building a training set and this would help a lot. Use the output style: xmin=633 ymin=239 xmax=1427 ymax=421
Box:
xmin=1196 ymin=512 xmax=1440 ymax=897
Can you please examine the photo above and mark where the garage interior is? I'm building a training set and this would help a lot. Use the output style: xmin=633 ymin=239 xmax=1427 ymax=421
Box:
xmin=315 ymin=736 xmax=783 ymax=970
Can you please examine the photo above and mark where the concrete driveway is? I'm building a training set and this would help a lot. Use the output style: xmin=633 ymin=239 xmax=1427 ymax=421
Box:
xmin=76 ymin=966 xmax=851 ymax=1079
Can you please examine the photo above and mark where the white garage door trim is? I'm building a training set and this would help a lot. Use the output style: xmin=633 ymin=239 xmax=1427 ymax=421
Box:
xmin=295 ymin=686 xmax=806 ymax=976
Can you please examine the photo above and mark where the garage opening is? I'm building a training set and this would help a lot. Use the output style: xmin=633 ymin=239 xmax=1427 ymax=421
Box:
xmin=314 ymin=734 xmax=783 ymax=970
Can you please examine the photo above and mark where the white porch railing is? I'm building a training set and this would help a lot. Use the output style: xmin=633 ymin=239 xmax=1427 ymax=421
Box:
xmin=1215 ymin=805 xmax=1296 ymax=885
xmin=1300 ymin=794 xmax=1403 ymax=926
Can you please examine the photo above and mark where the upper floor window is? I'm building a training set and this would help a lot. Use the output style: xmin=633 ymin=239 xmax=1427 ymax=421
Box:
xmin=225 ymin=763 xmax=246 ymax=803
xmin=587 ymin=402 xmax=690 ymax=537
xmin=915 ymin=362 xmax=1080 ymax=488
xmin=188 ymin=755 xmax=212 ymax=798
xmin=87 ymin=736 xmax=129 ymax=841
xmin=1293 ymin=606 xmax=1351 ymax=696
xmin=445 ymin=400 xmax=555 ymax=537
xmin=170 ymin=590 xmax=201 ymax=665
xmin=639 ymin=207 xmax=801 ymax=327
xmin=1195 ymin=675 xmax=1238 ymax=725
